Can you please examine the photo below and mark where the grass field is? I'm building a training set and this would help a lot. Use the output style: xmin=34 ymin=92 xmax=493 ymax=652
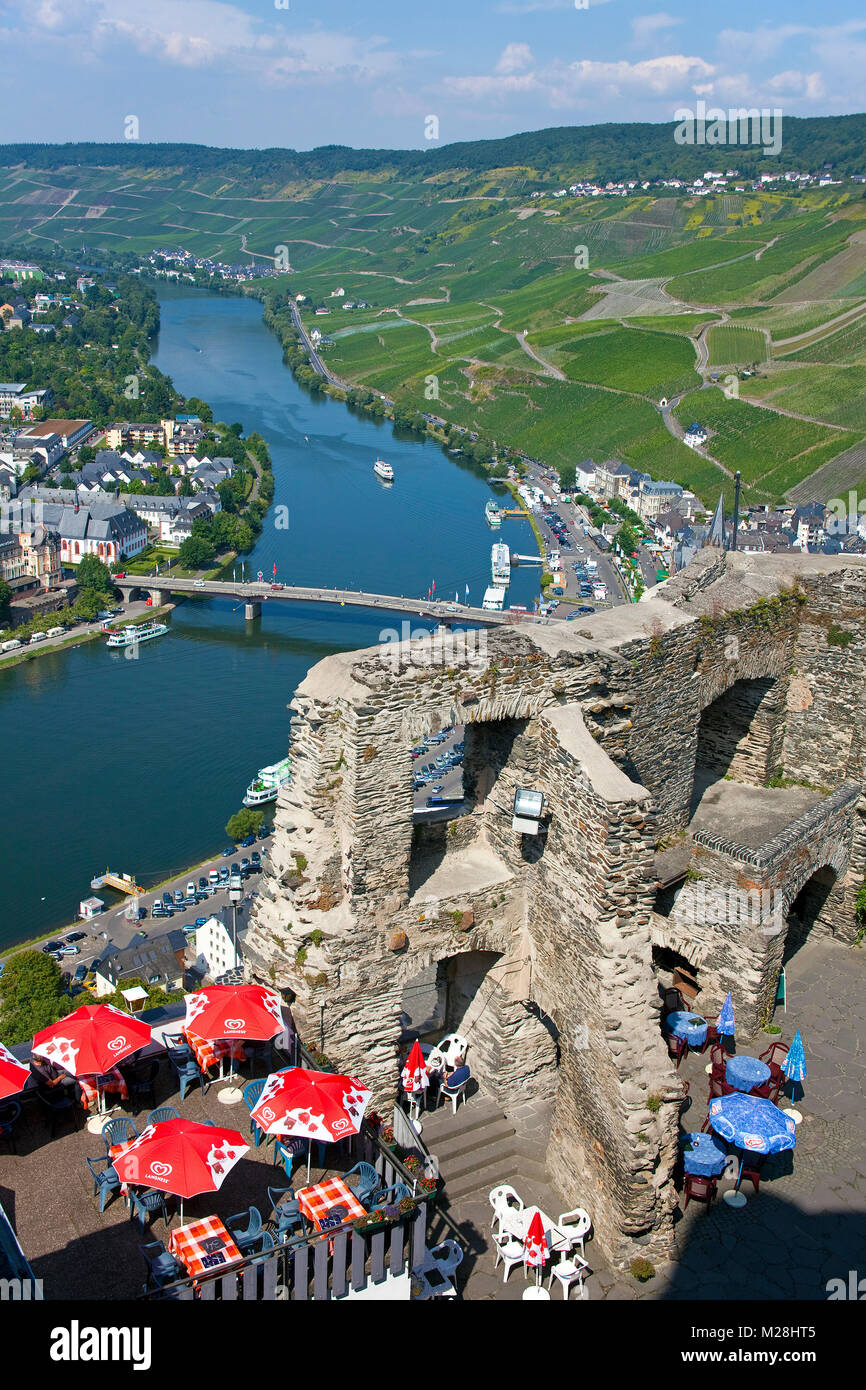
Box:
xmin=551 ymin=325 xmax=700 ymax=397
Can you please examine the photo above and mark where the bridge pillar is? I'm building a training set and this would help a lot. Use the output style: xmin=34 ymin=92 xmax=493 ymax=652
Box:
xmin=148 ymin=589 xmax=167 ymax=608
xmin=244 ymin=601 xmax=261 ymax=621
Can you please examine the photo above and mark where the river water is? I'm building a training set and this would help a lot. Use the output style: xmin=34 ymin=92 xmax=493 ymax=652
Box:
xmin=1 ymin=285 xmax=536 ymax=948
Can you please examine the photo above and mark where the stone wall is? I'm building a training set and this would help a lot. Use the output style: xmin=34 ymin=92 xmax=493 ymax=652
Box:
xmin=242 ymin=552 xmax=866 ymax=1269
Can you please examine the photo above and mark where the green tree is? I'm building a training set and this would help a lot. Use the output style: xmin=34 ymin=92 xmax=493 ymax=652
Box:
xmin=73 ymin=588 xmax=108 ymax=621
xmin=225 ymin=808 xmax=264 ymax=841
xmin=75 ymin=553 xmax=114 ymax=593
xmin=77 ymin=445 xmax=97 ymax=465
xmin=0 ymin=579 xmax=12 ymax=620
xmin=0 ymin=950 xmax=75 ymax=1045
xmin=178 ymin=535 xmax=215 ymax=570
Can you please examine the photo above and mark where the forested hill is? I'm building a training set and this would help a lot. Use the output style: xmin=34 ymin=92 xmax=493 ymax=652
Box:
xmin=1 ymin=113 xmax=865 ymax=189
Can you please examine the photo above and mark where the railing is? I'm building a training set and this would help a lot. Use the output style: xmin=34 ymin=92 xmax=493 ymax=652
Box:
xmin=140 ymin=1203 xmax=428 ymax=1302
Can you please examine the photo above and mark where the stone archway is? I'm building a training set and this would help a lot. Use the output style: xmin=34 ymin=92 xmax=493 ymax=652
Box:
xmin=695 ymin=676 xmax=784 ymax=788
xmin=783 ymin=865 xmax=839 ymax=962
xmin=399 ymin=947 xmax=559 ymax=1110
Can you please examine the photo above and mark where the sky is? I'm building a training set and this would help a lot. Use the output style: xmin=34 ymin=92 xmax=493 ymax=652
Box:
xmin=0 ymin=0 xmax=864 ymax=150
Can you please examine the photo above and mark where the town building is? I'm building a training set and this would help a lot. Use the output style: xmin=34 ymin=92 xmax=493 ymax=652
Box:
xmin=92 ymin=928 xmax=186 ymax=997
xmin=19 ymin=419 xmax=92 ymax=452
xmin=193 ymin=913 xmax=244 ymax=980
xmin=0 ymin=384 xmax=54 ymax=420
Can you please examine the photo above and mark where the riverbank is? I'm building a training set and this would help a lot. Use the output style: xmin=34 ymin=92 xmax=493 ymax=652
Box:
xmin=0 ymin=603 xmax=175 ymax=671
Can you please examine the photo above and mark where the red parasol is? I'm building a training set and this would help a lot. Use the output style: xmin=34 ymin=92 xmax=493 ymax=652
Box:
xmin=32 ymin=1003 xmax=152 ymax=1077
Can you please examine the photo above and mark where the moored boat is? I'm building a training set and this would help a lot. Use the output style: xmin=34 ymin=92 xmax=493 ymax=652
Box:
xmin=491 ymin=542 xmax=511 ymax=586
xmin=243 ymin=756 xmax=291 ymax=806
xmin=485 ymin=498 xmax=502 ymax=528
xmin=106 ymin=621 xmax=168 ymax=648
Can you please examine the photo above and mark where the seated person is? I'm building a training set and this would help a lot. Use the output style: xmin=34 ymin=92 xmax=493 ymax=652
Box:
xmin=442 ymin=1056 xmax=470 ymax=1092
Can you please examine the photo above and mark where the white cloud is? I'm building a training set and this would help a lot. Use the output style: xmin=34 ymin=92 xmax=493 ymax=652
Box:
xmin=631 ymin=12 xmax=682 ymax=50
xmin=496 ymin=43 xmax=533 ymax=76
xmin=444 ymin=52 xmax=715 ymax=109
xmin=4 ymin=0 xmax=401 ymax=83
xmin=496 ymin=0 xmax=613 ymax=12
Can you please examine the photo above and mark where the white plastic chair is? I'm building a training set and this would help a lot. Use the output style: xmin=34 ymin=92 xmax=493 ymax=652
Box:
xmin=436 ymin=1077 xmax=469 ymax=1114
xmin=437 ymin=1033 xmax=469 ymax=1065
xmin=549 ymin=1252 xmax=589 ymax=1300
xmin=493 ymin=1231 xmax=526 ymax=1284
xmin=489 ymin=1184 xmax=524 ymax=1234
xmin=556 ymin=1207 xmax=591 ymax=1260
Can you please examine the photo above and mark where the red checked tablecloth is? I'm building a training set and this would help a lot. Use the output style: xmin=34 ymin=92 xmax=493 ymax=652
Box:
xmin=77 ymin=1068 xmax=130 ymax=1110
xmin=167 ymin=1216 xmax=244 ymax=1279
xmin=296 ymin=1177 xmax=366 ymax=1231
xmin=185 ymin=1031 xmax=247 ymax=1074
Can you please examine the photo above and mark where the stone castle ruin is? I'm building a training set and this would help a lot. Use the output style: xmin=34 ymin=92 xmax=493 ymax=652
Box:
xmin=242 ymin=550 xmax=866 ymax=1267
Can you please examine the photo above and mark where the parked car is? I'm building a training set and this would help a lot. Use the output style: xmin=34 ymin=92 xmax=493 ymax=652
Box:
xmin=59 ymin=944 xmax=80 ymax=956
xmin=42 ymin=941 xmax=64 ymax=954
xmin=250 ymin=852 xmax=261 ymax=869
xmin=221 ymin=846 xmax=236 ymax=857
xmin=195 ymin=917 xmax=208 ymax=928
xmin=240 ymin=857 xmax=251 ymax=874
xmin=219 ymin=865 xmax=229 ymax=881
xmin=208 ymin=870 xmax=220 ymax=885
xmin=257 ymin=826 xmax=271 ymax=840
xmin=74 ymin=963 xmax=89 ymax=983
xmin=186 ymin=882 xmax=196 ymax=897
xmin=240 ymin=834 xmax=256 ymax=848
xmin=173 ymin=890 xmax=184 ymax=906
xmin=65 ymin=931 xmax=86 ymax=943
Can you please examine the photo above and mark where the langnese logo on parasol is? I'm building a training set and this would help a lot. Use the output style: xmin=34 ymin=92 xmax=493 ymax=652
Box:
xmin=149 ymin=1162 xmax=173 ymax=1178
xmin=223 ymin=1018 xmax=245 ymax=1032
xmin=259 ymin=1107 xmax=275 ymax=1122
xmin=331 ymin=1117 xmax=352 ymax=1135
xmin=106 ymin=1036 xmax=128 ymax=1052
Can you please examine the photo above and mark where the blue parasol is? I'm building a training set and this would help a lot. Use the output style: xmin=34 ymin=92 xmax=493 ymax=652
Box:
xmin=708 ymin=1093 xmax=796 ymax=1190
xmin=781 ymin=1030 xmax=806 ymax=1082
xmin=717 ymin=992 xmax=735 ymax=1037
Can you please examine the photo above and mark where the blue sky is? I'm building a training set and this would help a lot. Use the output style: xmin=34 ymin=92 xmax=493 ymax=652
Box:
xmin=1 ymin=0 xmax=863 ymax=149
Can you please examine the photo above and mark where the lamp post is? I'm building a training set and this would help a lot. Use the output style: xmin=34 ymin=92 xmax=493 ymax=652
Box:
xmin=217 ymin=882 xmax=246 ymax=1105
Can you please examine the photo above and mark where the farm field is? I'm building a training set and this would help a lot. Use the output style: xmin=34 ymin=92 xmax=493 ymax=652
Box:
xmin=739 ymin=363 xmax=866 ymax=433
xmin=706 ymin=325 xmax=768 ymax=365
xmin=672 ymin=388 xmax=858 ymax=492
xmin=3 ymin=146 xmax=866 ymax=509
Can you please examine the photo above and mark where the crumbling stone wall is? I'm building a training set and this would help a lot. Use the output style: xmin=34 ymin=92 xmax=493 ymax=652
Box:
xmin=243 ymin=553 xmax=866 ymax=1269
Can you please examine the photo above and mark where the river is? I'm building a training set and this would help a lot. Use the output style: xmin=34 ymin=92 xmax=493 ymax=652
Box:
xmin=1 ymin=285 xmax=537 ymax=949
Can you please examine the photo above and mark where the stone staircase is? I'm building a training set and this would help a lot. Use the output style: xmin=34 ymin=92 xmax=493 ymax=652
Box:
xmin=420 ymin=1089 xmax=551 ymax=1205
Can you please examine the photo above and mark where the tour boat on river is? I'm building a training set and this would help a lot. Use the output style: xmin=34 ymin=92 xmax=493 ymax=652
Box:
xmin=373 ymin=458 xmax=394 ymax=482
xmin=243 ymin=756 xmax=292 ymax=806
xmin=106 ymin=621 xmax=168 ymax=648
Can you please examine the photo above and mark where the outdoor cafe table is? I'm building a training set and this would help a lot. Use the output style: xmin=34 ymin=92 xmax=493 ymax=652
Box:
xmin=297 ymin=1177 xmax=366 ymax=1232
xmin=725 ymin=1055 xmax=771 ymax=1094
xmin=681 ymin=1130 xmax=728 ymax=1178
xmin=185 ymin=1031 xmax=247 ymax=1078
xmin=167 ymin=1216 xmax=244 ymax=1280
xmin=505 ymin=1205 xmax=583 ymax=1257
xmin=665 ymin=1011 xmax=708 ymax=1049
xmin=77 ymin=1068 xmax=129 ymax=1112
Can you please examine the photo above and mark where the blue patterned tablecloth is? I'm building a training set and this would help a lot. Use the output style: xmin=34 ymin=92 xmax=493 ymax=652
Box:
xmin=666 ymin=1011 xmax=708 ymax=1048
xmin=681 ymin=1131 xmax=728 ymax=1177
xmin=726 ymin=1055 xmax=771 ymax=1093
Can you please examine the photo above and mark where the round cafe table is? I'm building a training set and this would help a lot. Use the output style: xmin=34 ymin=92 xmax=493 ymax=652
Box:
xmin=681 ymin=1131 xmax=728 ymax=1178
xmin=665 ymin=1011 xmax=708 ymax=1049
xmin=725 ymin=1055 xmax=770 ymax=1094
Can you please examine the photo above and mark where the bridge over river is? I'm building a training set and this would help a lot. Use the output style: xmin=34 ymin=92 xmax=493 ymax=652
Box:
xmin=115 ymin=575 xmax=561 ymax=628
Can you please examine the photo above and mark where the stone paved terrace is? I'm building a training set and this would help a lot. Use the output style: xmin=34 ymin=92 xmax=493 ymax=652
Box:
xmin=1 ymin=932 xmax=863 ymax=1302
xmin=427 ymin=933 xmax=866 ymax=1300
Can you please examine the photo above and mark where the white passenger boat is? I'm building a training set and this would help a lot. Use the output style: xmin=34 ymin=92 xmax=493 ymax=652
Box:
xmin=373 ymin=458 xmax=394 ymax=482
xmin=105 ymin=621 xmax=168 ymax=648
xmin=491 ymin=543 xmax=511 ymax=586
xmin=243 ymin=756 xmax=291 ymax=806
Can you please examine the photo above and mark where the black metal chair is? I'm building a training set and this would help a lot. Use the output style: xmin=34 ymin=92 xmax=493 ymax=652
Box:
xmin=0 ymin=1101 xmax=21 ymax=1154
xmin=123 ymin=1058 xmax=160 ymax=1114
xmin=37 ymin=1087 xmax=81 ymax=1139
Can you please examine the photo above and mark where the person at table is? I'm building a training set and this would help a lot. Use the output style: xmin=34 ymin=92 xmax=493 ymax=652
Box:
xmin=30 ymin=1057 xmax=78 ymax=1093
xmin=441 ymin=1057 xmax=470 ymax=1096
